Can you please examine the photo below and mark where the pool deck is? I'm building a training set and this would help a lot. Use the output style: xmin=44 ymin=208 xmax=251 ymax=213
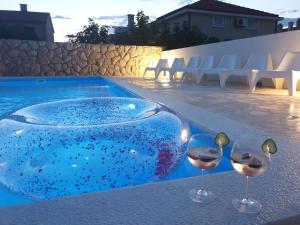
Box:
xmin=1 ymin=76 xmax=300 ymax=225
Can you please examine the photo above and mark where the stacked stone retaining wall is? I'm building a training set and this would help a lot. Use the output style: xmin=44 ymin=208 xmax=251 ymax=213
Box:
xmin=0 ymin=39 xmax=162 ymax=76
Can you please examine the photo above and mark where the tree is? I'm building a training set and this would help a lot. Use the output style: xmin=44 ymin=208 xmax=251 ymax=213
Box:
xmin=67 ymin=12 xmax=219 ymax=50
xmin=204 ymin=36 xmax=220 ymax=44
xmin=112 ymin=10 xmax=153 ymax=45
xmin=133 ymin=11 xmax=151 ymax=45
xmin=66 ymin=18 xmax=109 ymax=44
xmin=99 ymin=25 xmax=109 ymax=42
xmin=136 ymin=11 xmax=149 ymax=29
xmin=157 ymin=21 xmax=219 ymax=50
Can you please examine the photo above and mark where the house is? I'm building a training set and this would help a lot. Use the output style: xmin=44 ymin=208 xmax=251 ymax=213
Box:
xmin=155 ymin=0 xmax=282 ymax=41
xmin=0 ymin=4 xmax=54 ymax=42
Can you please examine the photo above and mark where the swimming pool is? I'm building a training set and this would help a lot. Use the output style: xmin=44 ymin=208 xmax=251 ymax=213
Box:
xmin=0 ymin=76 xmax=232 ymax=207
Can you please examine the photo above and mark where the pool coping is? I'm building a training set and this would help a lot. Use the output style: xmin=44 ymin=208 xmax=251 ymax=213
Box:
xmin=0 ymin=76 xmax=299 ymax=225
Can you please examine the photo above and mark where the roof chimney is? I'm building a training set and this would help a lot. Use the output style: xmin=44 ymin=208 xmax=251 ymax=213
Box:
xmin=127 ymin=14 xmax=135 ymax=30
xmin=20 ymin=4 xmax=28 ymax=12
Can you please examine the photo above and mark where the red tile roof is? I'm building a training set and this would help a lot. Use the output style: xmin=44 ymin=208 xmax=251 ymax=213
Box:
xmin=157 ymin=0 xmax=279 ymax=20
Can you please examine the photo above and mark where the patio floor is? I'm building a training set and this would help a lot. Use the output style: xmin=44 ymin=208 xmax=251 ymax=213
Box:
xmin=121 ymin=78 xmax=300 ymax=144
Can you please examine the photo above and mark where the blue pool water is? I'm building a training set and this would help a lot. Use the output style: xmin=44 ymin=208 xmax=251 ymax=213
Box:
xmin=0 ymin=76 xmax=232 ymax=207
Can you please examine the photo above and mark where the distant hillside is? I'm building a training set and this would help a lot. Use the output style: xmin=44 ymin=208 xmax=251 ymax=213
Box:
xmin=279 ymin=18 xmax=298 ymax=27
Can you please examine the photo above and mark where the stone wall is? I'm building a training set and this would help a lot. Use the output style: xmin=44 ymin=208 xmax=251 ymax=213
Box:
xmin=0 ymin=39 xmax=162 ymax=76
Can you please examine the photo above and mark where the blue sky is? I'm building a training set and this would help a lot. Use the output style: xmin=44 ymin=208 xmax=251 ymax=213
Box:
xmin=2 ymin=0 xmax=300 ymax=42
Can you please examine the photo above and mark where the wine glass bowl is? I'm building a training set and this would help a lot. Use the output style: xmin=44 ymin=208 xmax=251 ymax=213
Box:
xmin=230 ymin=140 xmax=275 ymax=214
xmin=187 ymin=133 xmax=227 ymax=204
xmin=231 ymin=150 xmax=270 ymax=177
xmin=187 ymin=146 xmax=222 ymax=170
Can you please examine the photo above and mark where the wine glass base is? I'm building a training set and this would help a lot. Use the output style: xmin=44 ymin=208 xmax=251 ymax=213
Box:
xmin=189 ymin=189 xmax=216 ymax=204
xmin=232 ymin=197 xmax=262 ymax=214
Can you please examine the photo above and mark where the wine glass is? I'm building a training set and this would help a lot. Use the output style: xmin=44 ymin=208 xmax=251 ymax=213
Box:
xmin=187 ymin=133 xmax=227 ymax=204
xmin=230 ymin=139 xmax=276 ymax=213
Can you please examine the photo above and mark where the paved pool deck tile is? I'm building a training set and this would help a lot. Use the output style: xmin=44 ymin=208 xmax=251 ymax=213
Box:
xmin=119 ymin=77 xmax=300 ymax=144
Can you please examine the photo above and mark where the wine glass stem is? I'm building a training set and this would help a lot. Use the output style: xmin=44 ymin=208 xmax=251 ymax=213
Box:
xmin=199 ymin=169 xmax=204 ymax=191
xmin=245 ymin=176 xmax=249 ymax=200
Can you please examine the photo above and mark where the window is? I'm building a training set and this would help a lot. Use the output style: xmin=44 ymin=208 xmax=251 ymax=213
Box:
xmin=212 ymin=16 xmax=225 ymax=28
xmin=247 ymin=18 xmax=258 ymax=30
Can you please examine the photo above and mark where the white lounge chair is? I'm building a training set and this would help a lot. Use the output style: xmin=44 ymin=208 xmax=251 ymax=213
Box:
xmin=156 ymin=58 xmax=185 ymax=80
xmin=143 ymin=59 xmax=168 ymax=79
xmin=252 ymin=52 xmax=300 ymax=96
xmin=175 ymin=57 xmax=202 ymax=81
xmin=197 ymin=54 xmax=240 ymax=84
xmin=220 ymin=53 xmax=273 ymax=88
xmin=193 ymin=55 xmax=214 ymax=84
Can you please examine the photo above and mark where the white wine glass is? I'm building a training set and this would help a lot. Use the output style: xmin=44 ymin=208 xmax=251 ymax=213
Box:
xmin=187 ymin=132 xmax=229 ymax=204
xmin=230 ymin=139 xmax=277 ymax=213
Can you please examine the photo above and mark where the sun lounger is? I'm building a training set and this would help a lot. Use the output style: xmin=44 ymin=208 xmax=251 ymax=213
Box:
xmin=194 ymin=55 xmax=214 ymax=84
xmin=220 ymin=53 xmax=273 ymax=88
xmin=143 ymin=59 xmax=169 ymax=79
xmin=197 ymin=54 xmax=240 ymax=84
xmin=251 ymin=51 xmax=300 ymax=96
xmin=156 ymin=58 xmax=185 ymax=80
xmin=171 ymin=57 xmax=201 ymax=81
